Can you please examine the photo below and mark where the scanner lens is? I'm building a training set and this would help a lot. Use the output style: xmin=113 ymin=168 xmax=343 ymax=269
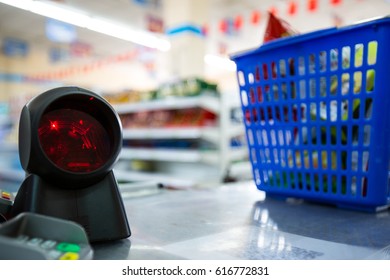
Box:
xmin=38 ymin=108 xmax=111 ymax=173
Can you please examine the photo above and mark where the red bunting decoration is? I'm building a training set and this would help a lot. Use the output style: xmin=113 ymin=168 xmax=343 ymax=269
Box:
xmin=307 ymin=0 xmax=318 ymax=12
xmin=251 ymin=10 xmax=261 ymax=25
xmin=330 ymin=0 xmax=342 ymax=6
xmin=288 ymin=1 xmax=298 ymax=16
xmin=201 ymin=24 xmax=208 ymax=36
xmin=234 ymin=15 xmax=243 ymax=30
xmin=268 ymin=6 xmax=278 ymax=16
xmin=219 ymin=19 xmax=228 ymax=33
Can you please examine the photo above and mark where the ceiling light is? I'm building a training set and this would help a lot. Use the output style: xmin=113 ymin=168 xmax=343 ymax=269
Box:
xmin=0 ymin=0 xmax=171 ymax=51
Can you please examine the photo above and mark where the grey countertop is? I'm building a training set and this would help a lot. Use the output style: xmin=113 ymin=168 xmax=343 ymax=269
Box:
xmin=91 ymin=181 xmax=390 ymax=260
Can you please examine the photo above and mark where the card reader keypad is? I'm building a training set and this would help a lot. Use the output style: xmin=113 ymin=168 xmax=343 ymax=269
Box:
xmin=16 ymin=235 xmax=89 ymax=260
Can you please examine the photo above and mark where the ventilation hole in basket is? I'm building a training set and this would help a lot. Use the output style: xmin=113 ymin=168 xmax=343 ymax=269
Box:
xmin=319 ymin=51 xmax=326 ymax=72
xmin=288 ymin=58 xmax=295 ymax=76
xmin=263 ymin=170 xmax=269 ymax=181
xmin=252 ymin=108 xmax=258 ymax=123
xmin=341 ymin=73 xmax=350 ymax=95
xmin=290 ymin=172 xmax=296 ymax=189
xmin=352 ymin=99 xmax=360 ymax=119
xmin=363 ymin=125 xmax=371 ymax=146
xmin=256 ymin=130 xmax=262 ymax=145
xmin=259 ymin=149 xmax=265 ymax=163
xmin=341 ymin=125 xmax=347 ymax=145
xmin=330 ymin=126 xmax=337 ymax=145
xmin=254 ymin=169 xmax=261 ymax=185
xmin=342 ymin=46 xmax=351 ymax=69
xmin=311 ymin=150 xmax=318 ymax=169
xmin=276 ymin=130 xmax=283 ymax=146
xmin=271 ymin=61 xmax=277 ymax=79
xmin=366 ymin=69 xmax=375 ymax=93
xmin=309 ymin=54 xmax=315 ymax=73
xmin=281 ymin=83 xmax=287 ymax=100
xmin=270 ymin=129 xmax=277 ymax=146
xmin=248 ymin=129 xmax=254 ymax=145
xmin=323 ymin=174 xmax=328 ymax=193
xmin=238 ymin=71 xmax=245 ymax=86
xmin=303 ymin=150 xmax=310 ymax=169
xmin=365 ymin=98 xmax=373 ymax=119
xmin=362 ymin=176 xmax=368 ymax=197
xmin=251 ymin=148 xmax=257 ymax=163
xmin=330 ymin=48 xmax=338 ymax=71
xmin=310 ymin=103 xmax=316 ymax=121
xmin=279 ymin=59 xmax=286 ymax=77
xmin=341 ymin=175 xmax=347 ymax=195
xmin=274 ymin=107 xmax=281 ymax=122
xmin=280 ymin=149 xmax=286 ymax=167
xmin=367 ymin=41 xmax=378 ymax=65
xmin=341 ymin=151 xmax=347 ymax=170
xmin=306 ymin=173 xmax=312 ymax=191
xmin=289 ymin=82 xmax=296 ymax=99
xmin=309 ymin=126 xmax=316 ymax=145
xmin=273 ymin=86 xmax=279 ymax=101
xmin=320 ymin=77 xmax=326 ymax=97
xmin=298 ymin=173 xmax=303 ymax=190
xmin=319 ymin=102 xmax=327 ymax=120
xmin=248 ymin=73 xmax=255 ymax=84
xmin=298 ymin=56 xmax=305 ymax=75
xmin=266 ymin=106 xmax=273 ymax=121
xmin=265 ymin=86 xmax=271 ymax=101
xmin=331 ymin=151 xmax=337 ymax=170
xmin=295 ymin=151 xmax=302 ymax=169
xmin=330 ymin=100 xmax=337 ymax=122
xmin=241 ymin=90 xmax=248 ymax=106
xmin=354 ymin=43 xmax=364 ymax=68
xmin=300 ymin=104 xmax=307 ymax=123
xmin=263 ymin=63 xmax=269 ymax=80
xmin=274 ymin=171 xmax=282 ymax=186
xmin=331 ymin=175 xmax=337 ymax=194
xmin=362 ymin=151 xmax=369 ymax=172
xmin=268 ymin=170 xmax=274 ymax=186
xmin=287 ymin=149 xmax=294 ymax=168
xmin=250 ymin=88 xmax=256 ymax=103
xmin=351 ymin=176 xmax=357 ymax=196
xmin=273 ymin=148 xmax=279 ymax=165
xmin=299 ymin=80 xmax=306 ymax=99
xmin=262 ymin=130 xmax=269 ymax=146
xmin=330 ymin=75 xmax=338 ymax=96
xmin=255 ymin=66 xmax=261 ymax=81
xmin=341 ymin=99 xmax=348 ymax=120
xmin=257 ymin=86 xmax=263 ymax=102
xmin=309 ymin=78 xmax=316 ymax=98
xmin=353 ymin=71 xmax=362 ymax=94
xmin=259 ymin=108 xmax=265 ymax=122
xmin=301 ymin=126 xmax=308 ymax=145
xmin=245 ymin=109 xmax=250 ymax=125
xmin=352 ymin=125 xmax=359 ymax=145
xmin=351 ymin=151 xmax=358 ymax=171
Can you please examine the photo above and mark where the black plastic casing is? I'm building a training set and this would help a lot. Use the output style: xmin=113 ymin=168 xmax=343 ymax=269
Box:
xmin=11 ymin=86 xmax=131 ymax=242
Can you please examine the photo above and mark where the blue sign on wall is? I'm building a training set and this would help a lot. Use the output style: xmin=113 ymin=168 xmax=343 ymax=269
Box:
xmin=2 ymin=37 xmax=29 ymax=57
xmin=46 ymin=19 xmax=77 ymax=43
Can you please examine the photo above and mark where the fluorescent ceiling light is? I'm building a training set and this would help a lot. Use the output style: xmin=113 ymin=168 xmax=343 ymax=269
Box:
xmin=204 ymin=54 xmax=237 ymax=72
xmin=0 ymin=0 xmax=171 ymax=51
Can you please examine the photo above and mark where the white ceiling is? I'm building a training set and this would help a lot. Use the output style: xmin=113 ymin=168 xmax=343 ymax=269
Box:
xmin=0 ymin=0 xmax=163 ymax=57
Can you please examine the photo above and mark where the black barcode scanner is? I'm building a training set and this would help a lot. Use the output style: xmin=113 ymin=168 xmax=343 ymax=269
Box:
xmin=10 ymin=86 xmax=131 ymax=242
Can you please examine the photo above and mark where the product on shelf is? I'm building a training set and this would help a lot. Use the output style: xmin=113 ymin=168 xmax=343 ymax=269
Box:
xmin=120 ymin=108 xmax=217 ymax=129
xmin=155 ymin=77 xmax=218 ymax=99
xmin=103 ymin=89 xmax=156 ymax=104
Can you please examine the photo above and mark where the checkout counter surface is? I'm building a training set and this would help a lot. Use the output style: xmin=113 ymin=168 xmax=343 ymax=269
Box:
xmin=92 ymin=181 xmax=390 ymax=260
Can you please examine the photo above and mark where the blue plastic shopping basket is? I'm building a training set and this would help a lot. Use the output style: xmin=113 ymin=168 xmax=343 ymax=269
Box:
xmin=231 ymin=17 xmax=390 ymax=212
